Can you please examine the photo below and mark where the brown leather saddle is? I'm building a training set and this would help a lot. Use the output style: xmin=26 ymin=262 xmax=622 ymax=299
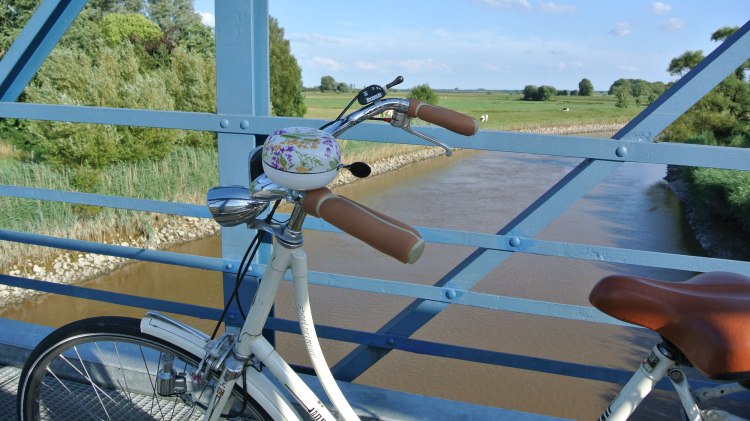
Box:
xmin=589 ymin=271 xmax=750 ymax=380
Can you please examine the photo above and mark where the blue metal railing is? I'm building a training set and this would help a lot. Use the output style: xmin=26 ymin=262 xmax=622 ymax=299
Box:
xmin=1 ymin=0 xmax=750 ymax=409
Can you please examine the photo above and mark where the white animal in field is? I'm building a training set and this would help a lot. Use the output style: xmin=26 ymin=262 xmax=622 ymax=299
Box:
xmin=479 ymin=114 xmax=489 ymax=122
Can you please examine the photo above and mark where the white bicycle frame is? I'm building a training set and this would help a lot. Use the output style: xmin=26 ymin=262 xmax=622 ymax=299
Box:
xmin=601 ymin=344 xmax=750 ymax=421
xmin=141 ymin=239 xmax=360 ymax=421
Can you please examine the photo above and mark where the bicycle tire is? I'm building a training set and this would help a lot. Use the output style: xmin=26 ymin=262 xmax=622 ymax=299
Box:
xmin=17 ymin=316 xmax=272 ymax=421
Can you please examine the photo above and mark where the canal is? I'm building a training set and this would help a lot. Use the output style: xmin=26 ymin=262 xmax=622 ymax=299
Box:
xmin=2 ymin=136 xmax=717 ymax=419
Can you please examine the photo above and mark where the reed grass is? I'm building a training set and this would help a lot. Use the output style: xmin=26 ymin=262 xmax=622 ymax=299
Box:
xmin=1 ymin=147 xmax=219 ymax=270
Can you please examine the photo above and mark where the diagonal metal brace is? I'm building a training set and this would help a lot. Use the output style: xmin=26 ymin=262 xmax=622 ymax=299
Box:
xmin=332 ymin=20 xmax=750 ymax=381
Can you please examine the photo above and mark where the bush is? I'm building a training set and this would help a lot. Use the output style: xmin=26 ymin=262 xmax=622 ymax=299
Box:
xmin=522 ymin=85 xmax=538 ymax=100
xmin=409 ymin=83 xmax=438 ymax=105
xmin=521 ymin=84 xmax=556 ymax=101
xmin=689 ymin=167 xmax=750 ymax=232
xmin=21 ymin=46 xmax=177 ymax=174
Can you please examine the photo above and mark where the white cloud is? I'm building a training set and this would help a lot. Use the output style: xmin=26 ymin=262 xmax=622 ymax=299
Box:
xmin=199 ymin=12 xmax=214 ymax=28
xmin=393 ymin=58 xmax=451 ymax=73
xmin=353 ymin=60 xmax=380 ymax=71
xmin=618 ymin=64 xmax=640 ymax=74
xmin=662 ymin=17 xmax=686 ymax=30
xmin=310 ymin=57 xmax=345 ymax=71
xmin=289 ymin=33 xmax=346 ymax=45
xmin=651 ymin=2 xmax=673 ymax=15
xmin=611 ymin=21 xmax=632 ymax=37
xmin=540 ymin=2 xmax=577 ymax=14
xmin=477 ymin=0 xmax=531 ymax=10
xmin=553 ymin=60 xmax=582 ymax=71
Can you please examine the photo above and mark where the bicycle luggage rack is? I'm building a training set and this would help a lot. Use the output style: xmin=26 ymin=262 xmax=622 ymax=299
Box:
xmin=1 ymin=1 xmax=750 ymax=418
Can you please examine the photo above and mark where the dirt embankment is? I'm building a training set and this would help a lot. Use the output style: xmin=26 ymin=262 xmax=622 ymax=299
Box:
xmin=664 ymin=166 xmax=750 ymax=261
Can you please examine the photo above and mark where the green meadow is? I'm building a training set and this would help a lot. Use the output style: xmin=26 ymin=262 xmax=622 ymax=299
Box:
xmin=304 ymin=90 xmax=641 ymax=131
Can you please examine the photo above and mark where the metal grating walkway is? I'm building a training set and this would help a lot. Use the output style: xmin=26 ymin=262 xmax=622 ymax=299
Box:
xmin=0 ymin=366 xmax=252 ymax=420
xmin=0 ymin=317 xmax=569 ymax=420
xmin=0 ymin=366 xmax=18 ymax=417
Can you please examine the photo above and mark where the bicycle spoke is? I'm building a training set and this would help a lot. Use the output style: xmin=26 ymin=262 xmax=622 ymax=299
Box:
xmin=19 ymin=317 xmax=270 ymax=420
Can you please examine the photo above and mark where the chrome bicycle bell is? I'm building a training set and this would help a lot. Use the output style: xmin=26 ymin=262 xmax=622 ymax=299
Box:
xmin=262 ymin=127 xmax=341 ymax=190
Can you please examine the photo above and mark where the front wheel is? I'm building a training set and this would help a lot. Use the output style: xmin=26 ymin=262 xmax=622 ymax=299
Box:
xmin=17 ymin=316 xmax=271 ymax=420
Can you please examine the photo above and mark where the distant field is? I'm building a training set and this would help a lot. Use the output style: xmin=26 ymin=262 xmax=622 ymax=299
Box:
xmin=304 ymin=91 xmax=642 ymax=131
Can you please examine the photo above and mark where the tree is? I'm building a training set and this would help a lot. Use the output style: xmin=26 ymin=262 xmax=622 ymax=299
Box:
xmin=664 ymin=26 xmax=749 ymax=141
xmin=667 ymin=50 xmax=705 ymax=77
xmin=522 ymin=85 xmax=538 ymax=100
xmin=608 ymin=78 xmax=631 ymax=96
xmin=320 ymin=75 xmax=337 ymax=92
xmin=148 ymin=0 xmax=214 ymax=55
xmin=536 ymin=85 xmax=556 ymax=101
xmin=578 ymin=78 xmax=593 ymax=96
xmin=522 ymin=84 xmax=556 ymax=101
xmin=710 ymin=26 xmax=747 ymax=79
xmin=711 ymin=26 xmax=740 ymax=42
xmin=269 ymin=17 xmax=306 ymax=117
xmin=101 ymin=13 xmax=162 ymax=47
xmin=336 ymin=82 xmax=350 ymax=93
xmin=0 ymin=0 xmax=37 ymax=54
xmin=409 ymin=83 xmax=438 ymax=105
xmin=613 ymin=84 xmax=630 ymax=108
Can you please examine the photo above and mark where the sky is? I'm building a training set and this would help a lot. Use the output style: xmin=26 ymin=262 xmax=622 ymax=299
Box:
xmin=192 ymin=1 xmax=750 ymax=91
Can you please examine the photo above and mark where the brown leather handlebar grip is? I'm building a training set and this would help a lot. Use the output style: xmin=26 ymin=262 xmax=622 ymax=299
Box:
xmin=407 ymin=98 xmax=479 ymax=136
xmin=303 ymin=188 xmax=425 ymax=264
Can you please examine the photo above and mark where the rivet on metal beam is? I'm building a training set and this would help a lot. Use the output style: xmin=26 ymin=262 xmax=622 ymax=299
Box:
xmin=220 ymin=119 xmax=230 ymax=128
xmin=615 ymin=145 xmax=629 ymax=157
xmin=240 ymin=120 xmax=250 ymax=130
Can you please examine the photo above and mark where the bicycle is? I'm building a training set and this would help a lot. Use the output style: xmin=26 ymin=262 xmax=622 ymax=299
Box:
xmin=15 ymin=76 xmax=477 ymax=421
xmin=15 ymin=76 xmax=750 ymax=421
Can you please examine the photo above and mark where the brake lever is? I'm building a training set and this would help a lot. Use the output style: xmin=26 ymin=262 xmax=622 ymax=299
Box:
xmin=389 ymin=111 xmax=453 ymax=156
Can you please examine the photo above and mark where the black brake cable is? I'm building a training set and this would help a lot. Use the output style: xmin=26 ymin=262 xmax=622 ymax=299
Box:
xmin=210 ymin=199 xmax=281 ymax=339
xmin=319 ymin=87 xmax=367 ymax=131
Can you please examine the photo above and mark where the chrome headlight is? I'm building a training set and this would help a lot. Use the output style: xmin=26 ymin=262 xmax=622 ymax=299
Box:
xmin=206 ymin=186 xmax=269 ymax=227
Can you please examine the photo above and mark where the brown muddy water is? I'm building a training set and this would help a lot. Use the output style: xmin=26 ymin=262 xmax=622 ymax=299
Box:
xmin=4 ymin=136 xmax=744 ymax=419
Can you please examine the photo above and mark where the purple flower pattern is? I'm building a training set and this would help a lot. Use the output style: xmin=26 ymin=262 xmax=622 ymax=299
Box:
xmin=263 ymin=127 xmax=340 ymax=173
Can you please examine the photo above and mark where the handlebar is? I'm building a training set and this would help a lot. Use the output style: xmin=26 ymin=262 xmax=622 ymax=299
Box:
xmin=407 ymin=99 xmax=479 ymax=136
xmin=302 ymin=188 xmax=425 ymax=264
xmin=325 ymin=97 xmax=478 ymax=139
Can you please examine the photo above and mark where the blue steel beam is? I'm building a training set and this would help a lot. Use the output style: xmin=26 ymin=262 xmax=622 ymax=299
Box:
xmin=0 ymin=0 xmax=88 ymax=100
xmin=6 ymin=219 xmax=750 ymax=325
xmin=215 ymin=0 xmax=270 ymax=325
xmin=0 ymin=229 xmax=223 ymax=272
xmin=333 ymin=20 xmax=750 ymax=381
xmin=0 ymin=274 xmax=729 ymax=395
xmin=5 ymin=100 xmax=750 ymax=170
xmin=0 ymin=186 xmax=211 ymax=218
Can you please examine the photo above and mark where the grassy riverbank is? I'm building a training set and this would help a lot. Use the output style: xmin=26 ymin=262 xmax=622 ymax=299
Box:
xmin=1 ymin=147 xmax=219 ymax=270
